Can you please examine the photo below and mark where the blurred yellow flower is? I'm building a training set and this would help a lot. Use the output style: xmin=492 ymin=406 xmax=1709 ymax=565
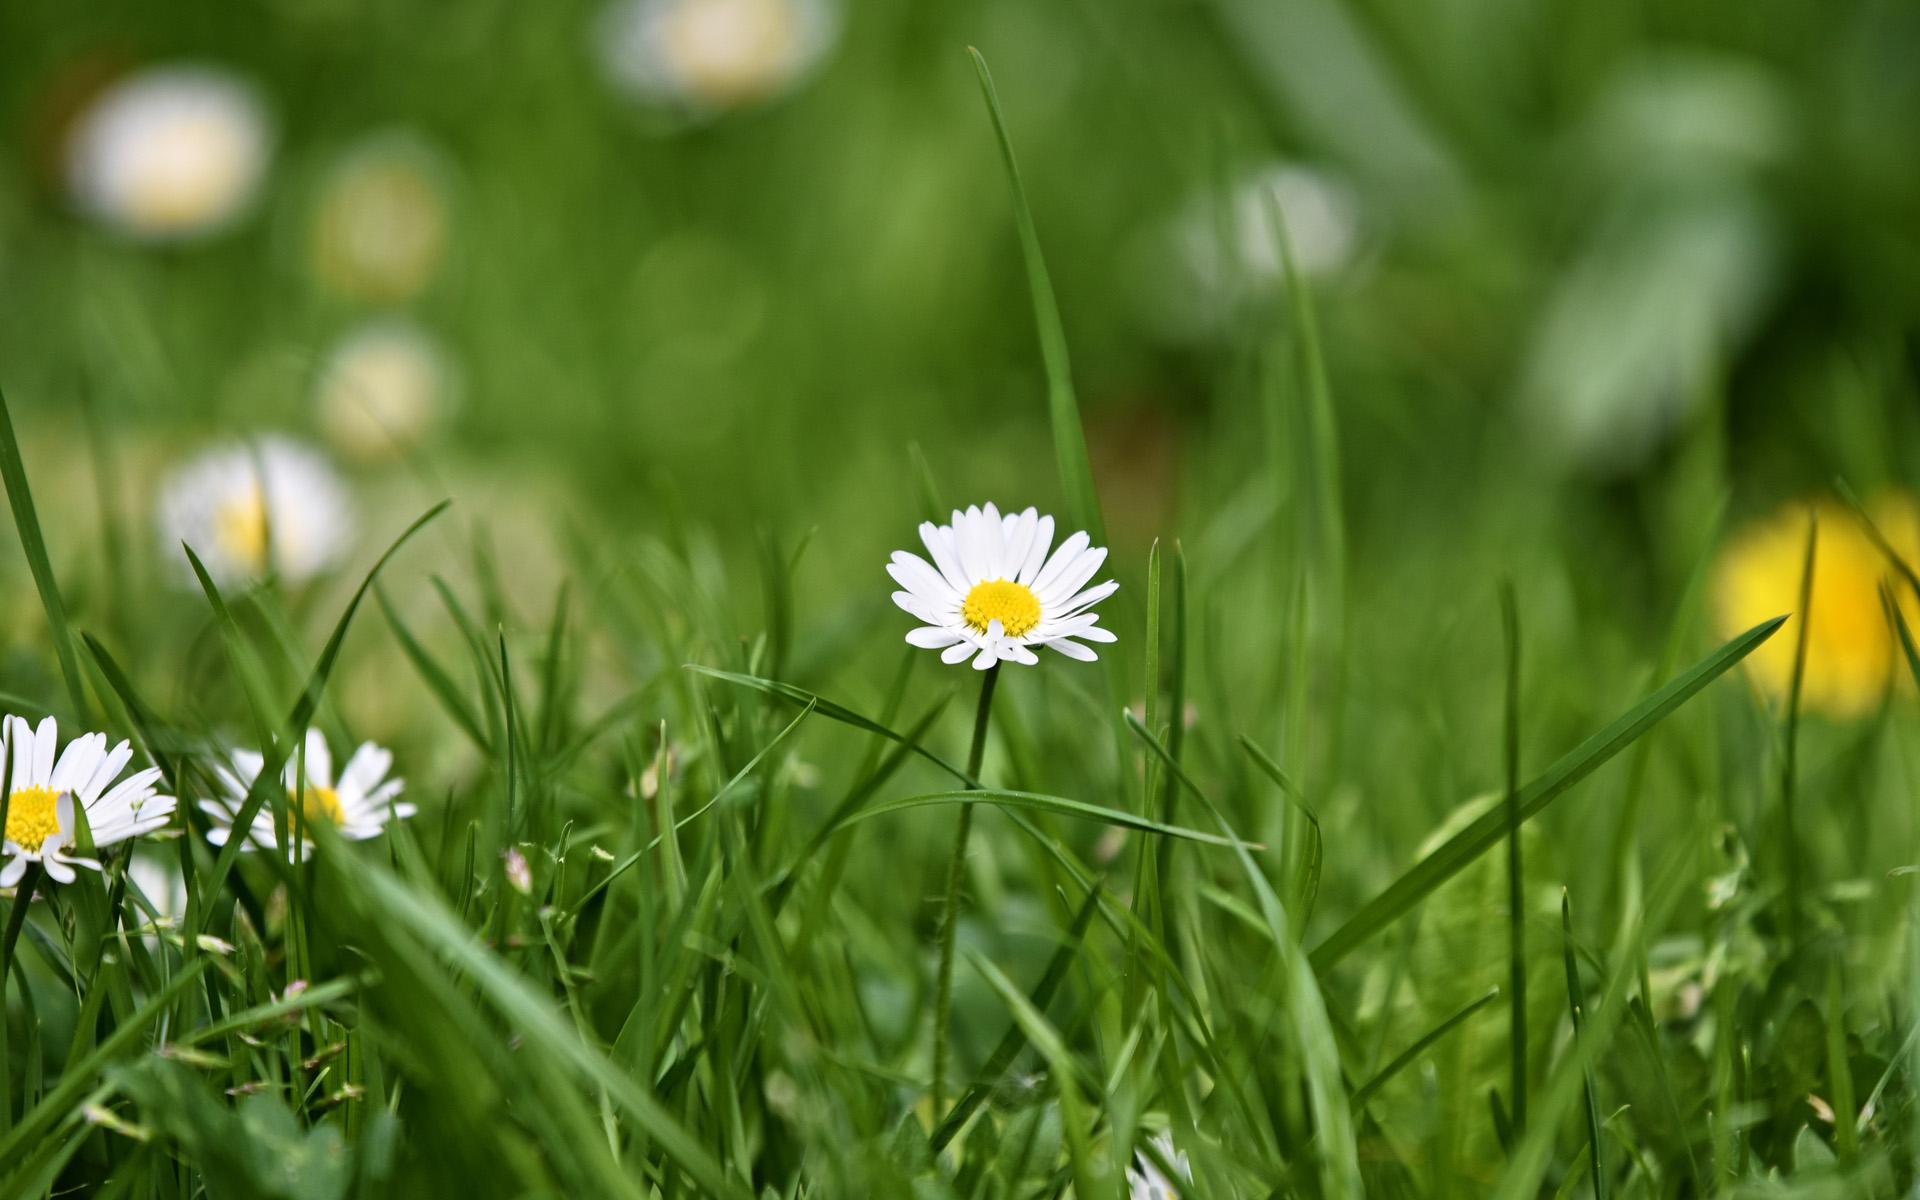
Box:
xmin=316 ymin=319 xmax=455 ymax=462
xmin=1712 ymin=494 xmax=1920 ymax=717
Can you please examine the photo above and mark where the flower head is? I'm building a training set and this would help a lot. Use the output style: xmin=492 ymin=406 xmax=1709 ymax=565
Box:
xmin=1713 ymin=493 xmax=1920 ymax=717
xmin=157 ymin=436 xmax=354 ymax=588
xmin=595 ymin=0 xmax=837 ymax=115
xmin=889 ymin=504 xmax=1117 ymax=670
xmin=0 ymin=716 xmax=175 ymax=888
xmin=1127 ymin=1131 xmax=1190 ymax=1200
xmin=315 ymin=320 xmax=455 ymax=462
xmin=309 ymin=132 xmax=453 ymax=303
xmin=65 ymin=65 xmax=271 ymax=243
xmin=198 ymin=728 xmax=413 ymax=858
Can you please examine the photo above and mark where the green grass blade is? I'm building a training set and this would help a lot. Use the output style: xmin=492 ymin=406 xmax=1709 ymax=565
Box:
xmin=966 ymin=48 xmax=1104 ymax=545
xmin=1350 ymin=987 xmax=1500 ymax=1111
xmin=832 ymin=787 xmax=1251 ymax=848
xmin=0 ymin=381 xmax=89 ymax=717
xmin=1309 ymin=614 xmax=1786 ymax=970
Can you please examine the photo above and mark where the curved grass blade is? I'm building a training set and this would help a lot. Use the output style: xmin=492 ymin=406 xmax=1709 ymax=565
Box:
xmin=965 ymin=48 xmax=1104 ymax=545
xmin=1350 ymin=987 xmax=1500 ymax=1111
xmin=687 ymin=665 xmax=975 ymax=783
xmin=1563 ymin=892 xmax=1608 ymax=1199
xmin=1309 ymin=615 xmax=1786 ymax=970
xmin=831 ymin=788 xmax=1248 ymax=848
xmin=1237 ymin=735 xmax=1323 ymax=925
xmin=0 ymin=381 xmax=88 ymax=716
xmin=377 ymin=584 xmax=491 ymax=752
xmin=1122 ymin=711 xmax=1361 ymax=1197
xmin=191 ymin=501 xmax=451 ymax=937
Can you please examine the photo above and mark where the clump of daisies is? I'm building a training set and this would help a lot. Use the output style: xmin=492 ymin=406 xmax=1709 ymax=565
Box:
xmin=308 ymin=131 xmax=454 ymax=304
xmin=315 ymin=319 xmax=456 ymax=462
xmin=65 ymin=65 xmax=272 ymax=243
xmin=594 ymin=0 xmax=838 ymax=116
xmin=888 ymin=504 xmax=1117 ymax=669
xmin=199 ymin=729 xmax=412 ymax=858
xmin=156 ymin=436 xmax=354 ymax=588
xmin=1 ymin=715 xmax=176 ymax=888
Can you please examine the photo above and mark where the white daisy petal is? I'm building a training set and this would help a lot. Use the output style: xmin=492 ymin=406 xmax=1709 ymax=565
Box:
xmin=906 ymin=626 xmax=962 ymax=649
xmin=1048 ymin=638 xmax=1099 ymax=662
xmin=32 ymin=717 xmax=58 ymax=789
xmin=887 ymin=553 xmax=954 ymax=602
xmin=1041 ymin=546 xmax=1108 ymax=605
xmin=941 ymin=642 xmax=975 ymax=665
xmin=337 ymin=742 xmax=394 ymax=800
xmin=1032 ymin=531 xmax=1091 ymax=596
xmin=0 ymin=856 xmax=25 ymax=889
xmin=1054 ymin=578 xmax=1120 ymax=619
xmin=1016 ymin=515 xmax=1055 ymax=585
xmin=920 ymin=522 xmax=972 ymax=593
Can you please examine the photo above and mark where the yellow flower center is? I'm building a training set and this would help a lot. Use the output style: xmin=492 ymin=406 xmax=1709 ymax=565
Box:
xmin=4 ymin=786 xmax=65 ymax=850
xmin=293 ymin=785 xmax=345 ymax=827
xmin=214 ymin=486 xmax=271 ymax=572
xmin=962 ymin=579 xmax=1041 ymax=638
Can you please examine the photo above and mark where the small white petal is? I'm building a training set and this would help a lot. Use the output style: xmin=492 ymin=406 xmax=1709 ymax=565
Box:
xmin=940 ymin=642 xmax=974 ymax=665
xmin=906 ymin=627 xmax=962 ymax=649
xmin=1048 ymin=638 xmax=1099 ymax=662
xmin=1032 ymin=531 xmax=1091 ymax=595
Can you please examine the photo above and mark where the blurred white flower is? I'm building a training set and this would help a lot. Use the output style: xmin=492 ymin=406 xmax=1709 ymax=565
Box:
xmin=309 ymin=132 xmax=453 ymax=303
xmin=1127 ymin=1131 xmax=1190 ymax=1200
xmin=199 ymin=728 xmax=413 ymax=858
xmin=1138 ymin=163 xmax=1361 ymax=341
xmin=888 ymin=504 xmax=1118 ymax=670
xmin=595 ymin=0 xmax=837 ymax=114
xmin=127 ymin=849 xmax=188 ymax=929
xmin=157 ymin=436 xmax=353 ymax=588
xmin=1 ymin=715 xmax=176 ymax=888
xmin=65 ymin=65 xmax=271 ymax=243
xmin=316 ymin=320 xmax=455 ymax=462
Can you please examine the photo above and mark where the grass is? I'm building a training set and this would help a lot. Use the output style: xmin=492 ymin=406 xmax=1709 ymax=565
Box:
xmin=3 ymin=14 xmax=1920 ymax=1199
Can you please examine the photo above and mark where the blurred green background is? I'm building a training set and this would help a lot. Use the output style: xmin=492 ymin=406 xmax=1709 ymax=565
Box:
xmin=1 ymin=0 xmax=1919 ymax=826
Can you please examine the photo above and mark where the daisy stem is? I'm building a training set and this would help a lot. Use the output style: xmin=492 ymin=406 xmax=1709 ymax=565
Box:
xmin=933 ymin=663 xmax=999 ymax=1119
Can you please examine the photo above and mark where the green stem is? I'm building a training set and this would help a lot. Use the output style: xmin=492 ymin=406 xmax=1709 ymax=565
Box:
xmin=0 ymin=862 xmax=40 ymax=1134
xmin=1501 ymin=583 xmax=1526 ymax=1139
xmin=933 ymin=663 xmax=999 ymax=1118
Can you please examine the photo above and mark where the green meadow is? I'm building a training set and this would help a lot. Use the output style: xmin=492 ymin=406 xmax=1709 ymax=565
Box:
xmin=1 ymin=0 xmax=1919 ymax=1195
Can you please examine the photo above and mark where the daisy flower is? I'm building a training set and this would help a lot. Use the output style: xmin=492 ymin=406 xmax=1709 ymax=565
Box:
xmin=888 ymin=504 xmax=1118 ymax=670
xmin=157 ymin=436 xmax=354 ymax=588
xmin=315 ymin=319 xmax=455 ymax=462
xmin=199 ymin=729 xmax=412 ymax=857
xmin=65 ymin=65 xmax=271 ymax=243
xmin=595 ymin=0 xmax=837 ymax=115
xmin=1127 ymin=1131 xmax=1191 ymax=1200
xmin=0 ymin=715 xmax=176 ymax=888
xmin=309 ymin=131 xmax=453 ymax=304
xmin=1137 ymin=162 xmax=1360 ymax=342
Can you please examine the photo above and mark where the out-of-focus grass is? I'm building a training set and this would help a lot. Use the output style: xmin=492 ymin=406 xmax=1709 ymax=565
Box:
xmin=0 ymin=0 xmax=1917 ymax=1195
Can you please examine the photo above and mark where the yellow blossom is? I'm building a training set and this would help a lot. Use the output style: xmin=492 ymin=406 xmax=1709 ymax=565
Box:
xmin=1712 ymin=494 xmax=1920 ymax=717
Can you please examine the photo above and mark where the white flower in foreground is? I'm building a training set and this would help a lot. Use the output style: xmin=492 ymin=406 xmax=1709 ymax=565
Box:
xmin=157 ymin=436 xmax=353 ymax=588
xmin=199 ymin=729 xmax=412 ymax=857
xmin=595 ymin=0 xmax=836 ymax=114
xmin=65 ymin=66 xmax=271 ymax=243
xmin=888 ymin=504 xmax=1117 ymax=670
xmin=0 ymin=716 xmax=176 ymax=887
xmin=1127 ymin=1132 xmax=1191 ymax=1200
xmin=315 ymin=320 xmax=454 ymax=462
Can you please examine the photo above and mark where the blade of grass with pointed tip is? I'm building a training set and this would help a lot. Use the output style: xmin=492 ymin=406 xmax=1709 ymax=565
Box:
xmin=378 ymin=585 xmax=490 ymax=752
xmin=1351 ymin=987 xmax=1501 ymax=1112
xmin=1563 ymin=892 xmax=1607 ymax=1200
xmin=1122 ymin=710 xmax=1361 ymax=1197
xmin=966 ymin=48 xmax=1103 ymax=546
xmin=833 ymin=788 xmax=1247 ymax=848
xmin=688 ymin=666 xmax=974 ymax=782
xmin=191 ymin=501 xmax=450 ymax=936
xmin=1310 ymin=615 xmax=1786 ymax=970
xmin=0 ymin=382 xmax=88 ymax=717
